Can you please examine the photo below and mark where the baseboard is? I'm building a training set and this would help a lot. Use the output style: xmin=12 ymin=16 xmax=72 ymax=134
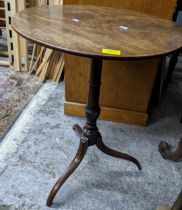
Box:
xmin=64 ymin=101 xmax=148 ymax=126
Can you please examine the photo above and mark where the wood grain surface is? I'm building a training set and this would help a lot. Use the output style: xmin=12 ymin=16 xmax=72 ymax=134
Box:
xmin=12 ymin=5 xmax=182 ymax=60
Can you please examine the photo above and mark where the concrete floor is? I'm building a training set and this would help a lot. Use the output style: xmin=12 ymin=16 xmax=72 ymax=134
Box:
xmin=0 ymin=58 xmax=181 ymax=210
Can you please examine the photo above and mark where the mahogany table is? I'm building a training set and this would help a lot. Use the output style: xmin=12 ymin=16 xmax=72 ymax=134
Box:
xmin=12 ymin=5 xmax=182 ymax=207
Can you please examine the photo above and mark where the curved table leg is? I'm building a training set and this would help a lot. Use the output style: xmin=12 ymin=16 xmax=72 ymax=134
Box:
xmin=96 ymin=135 xmax=142 ymax=170
xmin=73 ymin=124 xmax=83 ymax=137
xmin=158 ymin=139 xmax=182 ymax=162
xmin=46 ymin=140 xmax=88 ymax=207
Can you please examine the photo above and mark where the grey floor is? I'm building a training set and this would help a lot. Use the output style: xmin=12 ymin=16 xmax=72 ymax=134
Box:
xmin=0 ymin=58 xmax=182 ymax=210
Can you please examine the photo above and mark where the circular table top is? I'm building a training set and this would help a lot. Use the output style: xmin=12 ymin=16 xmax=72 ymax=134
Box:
xmin=12 ymin=5 xmax=182 ymax=60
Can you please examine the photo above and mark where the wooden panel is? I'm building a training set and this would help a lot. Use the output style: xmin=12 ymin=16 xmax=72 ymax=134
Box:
xmin=64 ymin=101 xmax=148 ymax=126
xmin=64 ymin=55 xmax=159 ymax=124
xmin=64 ymin=0 xmax=176 ymax=20
xmin=65 ymin=55 xmax=160 ymax=113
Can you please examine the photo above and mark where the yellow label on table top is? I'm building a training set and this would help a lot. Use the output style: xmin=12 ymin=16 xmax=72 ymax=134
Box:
xmin=102 ymin=49 xmax=121 ymax=55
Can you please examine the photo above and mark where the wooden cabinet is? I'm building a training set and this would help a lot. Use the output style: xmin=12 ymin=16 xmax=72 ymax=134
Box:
xmin=64 ymin=0 xmax=176 ymax=126
xmin=64 ymin=0 xmax=176 ymax=20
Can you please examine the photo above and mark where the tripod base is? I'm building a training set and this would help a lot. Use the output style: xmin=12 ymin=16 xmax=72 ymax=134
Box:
xmin=47 ymin=124 xmax=141 ymax=207
xmin=47 ymin=58 xmax=141 ymax=207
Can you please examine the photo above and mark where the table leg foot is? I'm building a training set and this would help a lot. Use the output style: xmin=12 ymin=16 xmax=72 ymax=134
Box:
xmin=73 ymin=124 xmax=83 ymax=137
xmin=158 ymin=139 xmax=182 ymax=162
xmin=46 ymin=140 xmax=88 ymax=207
xmin=96 ymin=135 xmax=142 ymax=170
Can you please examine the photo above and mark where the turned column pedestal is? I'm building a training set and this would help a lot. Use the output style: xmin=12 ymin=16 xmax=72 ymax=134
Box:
xmin=46 ymin=58 xmax=141 ymax=206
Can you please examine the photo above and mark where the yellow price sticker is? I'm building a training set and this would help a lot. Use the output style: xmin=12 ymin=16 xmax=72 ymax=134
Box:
xmin=102 ymin=49 xmax=121 ymax=55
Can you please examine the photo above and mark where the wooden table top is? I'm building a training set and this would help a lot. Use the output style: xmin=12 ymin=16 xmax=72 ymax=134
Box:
xmin=12 ymin=5 xmax=182 ymax=60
